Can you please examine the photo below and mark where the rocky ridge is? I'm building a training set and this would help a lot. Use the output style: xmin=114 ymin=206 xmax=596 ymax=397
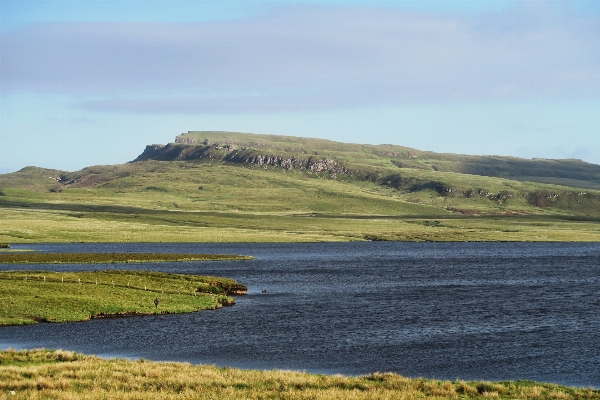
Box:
xmin=134 ymin=141 xmax=348 ymax=179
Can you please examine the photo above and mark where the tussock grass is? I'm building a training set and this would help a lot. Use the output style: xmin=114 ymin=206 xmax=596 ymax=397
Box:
xmin=0 ymin=349 xmax=598 ymax=399
xmin=0 ymin=271 xmax=245 ymax=325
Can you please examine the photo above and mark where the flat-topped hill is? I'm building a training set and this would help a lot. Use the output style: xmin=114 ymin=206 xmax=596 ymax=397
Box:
xmin=137 ymin=131 xmax=600 ymax=188
xmin=1 ymin=131 xmax=599 ymax=243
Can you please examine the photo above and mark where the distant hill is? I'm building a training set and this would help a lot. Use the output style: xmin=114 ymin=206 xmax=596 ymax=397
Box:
xmin=136 ymin=131 xmax=600 ymax=189
xmin=1 ymin=131 xmax=600 ymax=244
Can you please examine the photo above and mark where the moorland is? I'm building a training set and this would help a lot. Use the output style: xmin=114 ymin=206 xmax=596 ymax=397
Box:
xmin=1 ymin=131 xmax=599 ymax=243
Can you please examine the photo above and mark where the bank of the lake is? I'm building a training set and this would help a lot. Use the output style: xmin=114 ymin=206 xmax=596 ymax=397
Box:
xmin=0 ymin=270 xmax=247 ymax=325
xmin=1 ymin=349 xmax=598 ymax=399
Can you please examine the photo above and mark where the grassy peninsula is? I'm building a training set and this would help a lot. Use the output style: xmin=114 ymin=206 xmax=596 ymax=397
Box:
xmin=0 ymin=349 xmax=598 ymax=399
xmin=0 ymin=270 xmax=246 ymax=326
xmin=1 ymin=131 xmax=599 ymax=243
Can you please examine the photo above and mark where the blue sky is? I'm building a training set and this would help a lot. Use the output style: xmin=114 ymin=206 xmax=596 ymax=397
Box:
xmin=1 ymin=0 xmax=599 ymax=173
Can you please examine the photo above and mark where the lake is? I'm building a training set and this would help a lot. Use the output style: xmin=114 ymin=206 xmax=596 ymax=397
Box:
xmin=1 ymin=242 xmax=599 ymax=387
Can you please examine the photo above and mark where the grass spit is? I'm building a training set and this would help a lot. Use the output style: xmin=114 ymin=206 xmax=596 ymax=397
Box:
xmin=0 ymin=270 xmax=247 ymax=325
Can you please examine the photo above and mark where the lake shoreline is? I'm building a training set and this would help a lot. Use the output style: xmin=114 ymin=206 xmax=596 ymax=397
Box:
xmin=1 ymin=242 xmax=598 ymax=388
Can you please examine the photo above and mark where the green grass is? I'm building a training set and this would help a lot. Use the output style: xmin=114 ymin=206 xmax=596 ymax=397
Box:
xmin=0 ymin=252 xmax=253 ymax=264
xmin=1 ymin=132 xmax=599 ymax=243
xmin=0 ymin=349 xmax=598 ymax=399
xmin=1 ymin=204 xmax=600 ymax=243
xmin=0 ymin=270 xmax=246 ymax=325
xmin=173 ymin=131 xmax=600 ymax=183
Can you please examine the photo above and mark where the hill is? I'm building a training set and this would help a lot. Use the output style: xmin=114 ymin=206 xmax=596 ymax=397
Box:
xmin=1 ymin=131 xmax=599 ymax=243
xmin=140 ymin=131 xmax=600 ymax=187
xmin=132 ymin=131 xmax=600 ymax=217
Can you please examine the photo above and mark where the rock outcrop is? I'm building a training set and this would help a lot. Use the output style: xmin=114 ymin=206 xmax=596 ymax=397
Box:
xmin=133 ymin=141 xmax=348 ymax=179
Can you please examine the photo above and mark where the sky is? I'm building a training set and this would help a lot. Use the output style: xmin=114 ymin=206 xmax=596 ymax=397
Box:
xmin=1 ymin=0 xmax=599 ymax=173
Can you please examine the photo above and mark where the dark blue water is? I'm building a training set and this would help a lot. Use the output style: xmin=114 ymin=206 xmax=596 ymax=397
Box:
xmin=1 ymin=242 xmax=599 ymax=387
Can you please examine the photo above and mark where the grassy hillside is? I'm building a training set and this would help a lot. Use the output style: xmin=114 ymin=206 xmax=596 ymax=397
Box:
xmin=132 ymin=131 xmax=600 ymax=217
xmin=168 ymin=131 xmax=600 ymax=185
xmin=1 ymin=132 xmax=599 ymax=243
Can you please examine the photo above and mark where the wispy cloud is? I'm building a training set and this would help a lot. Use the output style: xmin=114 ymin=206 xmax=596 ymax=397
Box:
xmin=1 ymin=4 xmax=598 ymax=113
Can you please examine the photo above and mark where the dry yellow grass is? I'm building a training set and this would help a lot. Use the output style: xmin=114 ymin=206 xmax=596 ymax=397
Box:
xmin=0 ymin=350 xmax=598 ymax=399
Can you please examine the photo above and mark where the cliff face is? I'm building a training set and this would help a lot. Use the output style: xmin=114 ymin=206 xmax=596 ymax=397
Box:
xmin=134 ymin=142 xmax=348 ymax=179
xmin=174 ymin=136 xmax=198 ymax=145
xmin=136 ymin=144 xmax=167 ymax=159
xmin=223 ymin=152 xmax=347 ymax=178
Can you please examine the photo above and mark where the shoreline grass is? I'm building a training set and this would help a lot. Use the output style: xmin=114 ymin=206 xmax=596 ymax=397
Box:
xmin=0 ymin=270 xmax=247 ymax=326
xmin=0 ymin=252 xmax=254 ymax=264
xmin=0 ymin=349 xmax=598 ymax=399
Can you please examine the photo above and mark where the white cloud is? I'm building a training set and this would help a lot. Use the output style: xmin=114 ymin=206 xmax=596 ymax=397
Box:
xmin=1 ymin=5 xmax=598 ymax=113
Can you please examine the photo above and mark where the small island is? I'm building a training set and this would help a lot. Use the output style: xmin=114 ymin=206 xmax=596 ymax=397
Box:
xmin=0 ymin=270 xmax=247 ymax=325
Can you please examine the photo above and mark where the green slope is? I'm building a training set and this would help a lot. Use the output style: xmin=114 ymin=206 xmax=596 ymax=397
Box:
xmin=162 ymin=131 xmax=600 ymax=184
xmin=1 ymin=131 xmax=599 ymax=243
xmin=131 ymin=131 xmax=600 ymax=217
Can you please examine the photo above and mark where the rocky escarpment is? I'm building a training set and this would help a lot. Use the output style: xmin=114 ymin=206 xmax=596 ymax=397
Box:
xmin=134 ymin=142 xmax=348 ymax=179
xmin=223 ymin=151 xmax=348 ymax=178
xmin=174 ymin=135 xmax=200 ymax=144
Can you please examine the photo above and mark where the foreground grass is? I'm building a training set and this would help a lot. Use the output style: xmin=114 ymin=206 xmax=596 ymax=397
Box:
xmin=0 ymin=349 xmax=598 ymax=399
xmin=0 ymin=271 xmax=246 ymax=325
xmin=0 ymin=252 xmax=253 ymax=264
